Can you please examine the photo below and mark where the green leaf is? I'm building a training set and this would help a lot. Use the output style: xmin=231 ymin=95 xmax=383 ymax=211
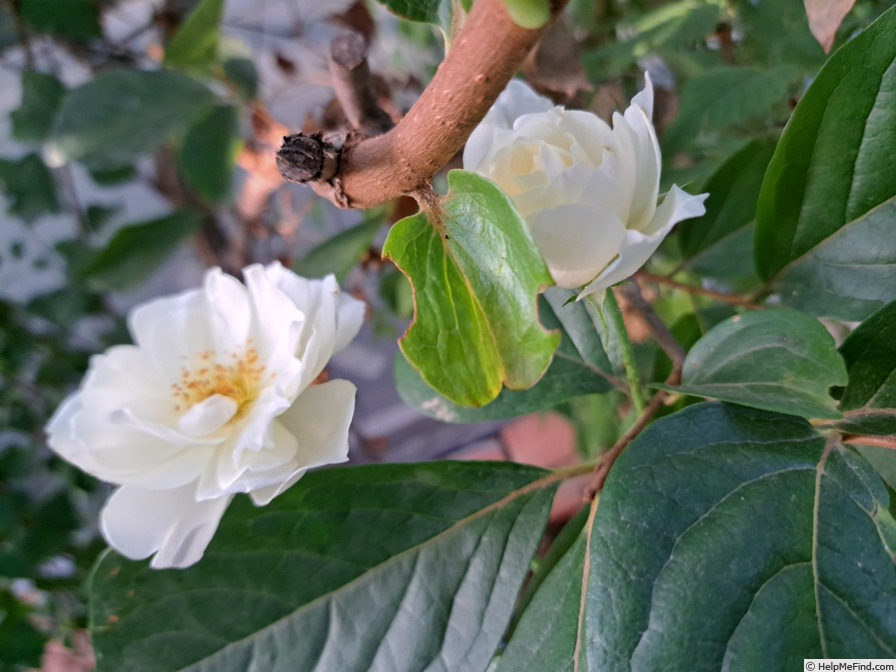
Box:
xmin=678 ymin=138 xmax=776 ymax=283
xmin=49 ymin=70 xmax=216 ymax=172
xmin=586 ymin=403 xmax=896 ymax=669
xmin=20 ymin=0 xmax=100 ymax=42
xmin=504 ymin=0 xmax=550 ymax=29
xmin=0 ymin=589 xmax=44 ymax=668
xmin=497 ymin=531 xmax=587 ymax=672
xmin=853 ymin=444 xmax=896 ymax=494
xmin=755 ymin=6 xmax=896 ymax=320
xmin=11 ymin=71 xmax=65 ymax=143
xmin=178 ymin=104 xmax=241 ymax=204
xmin=836 ymin=298 xmax=896 ymax=435
xmin=585 ymin=0 xmax=723 ymax=76
xmin=395 ymin=288 xmax=614 ymax=422
xmin=382 ymin=170 xmax=559 ymax=407
xmin=765 ymin=196 xmax=896 ymax=322
xmin=0 ymin=153 xmax=59 ymax=222
xmin=164 ymin=0 xmax=225 ymax=71
xmin=735 ymin=0 xmax=827 ymax=71
xmin=293 ymin=216 xmax=382 ymax=283
xmin=81 ymin=210 xmax=203 ymax=292
xmin=374 ymin=0 xmax=467 ymax=37
xmin=90 ymin=462 xmax=558 ymax=672
xmin=660 ymin=309 xmax=848 ymax=419
xmin=222 ymin=57 xmax=259 ymax=100
xmin=665 ymin=65 xmax=799 ymax=151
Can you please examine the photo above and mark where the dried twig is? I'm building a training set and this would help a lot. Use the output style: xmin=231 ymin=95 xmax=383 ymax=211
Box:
xmin=328 ymin=31 xmax=393 ymax=136
xmin=842 ymin=435 xmax=896 ymax=451
xmin=277 ymin=0 xmax=568 ymax=209
xmin=624 ymin=280 xmax=686 ymax=374
xmin=636 ymin=270 xmax=762 ymax=309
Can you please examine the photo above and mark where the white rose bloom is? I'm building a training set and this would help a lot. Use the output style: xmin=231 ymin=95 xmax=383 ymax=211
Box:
xmin=46 ymin=263 xmax=364 ymax=569
xmin=463 ymin=74 xmax=709 ymax=299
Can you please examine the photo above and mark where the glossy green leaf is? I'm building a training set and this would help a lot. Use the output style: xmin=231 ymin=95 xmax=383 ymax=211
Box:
xmin=661 ymin=309 xmax=847 ymax=419
xmin=836 ymin=298 xmax=896 ymax=435
xmin=395 ymin=288 xmax=614 ymax=422
xmin=0 ymin=153 xmax=59 ymax=223
xmin=81 ymin=210 xmax=203 ymax=292
xmin=497 ymin=532 xmax=586 ymax=672
xmin=20 ymin=0 xmax=100 ymax=42
xmin=178 ymin=104 xmax=241 ymax=204
xmin=767 ymin=196 xmax=896 ymax=322
xmin=49 ymin=70 xmax=215 ymax=172
xmin=586 ymin=403 xmax=896 ymax=670
xmin=164 ymin=0 xmax=225 ymax=71
xmin=382 ymin=170 xmax=559 ymax=407
xmin=294 ymin=216 xmax=382 ymax=283
xmin=755 ymin=6 xmax=896 ymax=320
xmin=678 ymin=138 xmax=776 ymax=283
xmin=11 ymin=71 xmax=65 ymax=143
xmin=90 ymin=462 xmax=557 ymax=672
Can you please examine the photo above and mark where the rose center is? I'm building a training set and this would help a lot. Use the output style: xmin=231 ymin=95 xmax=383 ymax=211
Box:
xmin=172 ymin=344 xmax=265 ymax=420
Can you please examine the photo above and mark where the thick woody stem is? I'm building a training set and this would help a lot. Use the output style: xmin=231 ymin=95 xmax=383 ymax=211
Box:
xmin=279 ymin=0 xmax=567 ymax=209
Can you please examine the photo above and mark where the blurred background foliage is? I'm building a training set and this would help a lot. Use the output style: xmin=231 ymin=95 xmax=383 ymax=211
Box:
xmin=0 ymin=0 xmax=892 ymax=668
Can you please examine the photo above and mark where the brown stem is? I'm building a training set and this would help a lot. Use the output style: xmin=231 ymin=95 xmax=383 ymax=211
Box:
xmin=329 ymin=31 xmax=393 ymax=136
xmin=282 ymin=0 xmax=567 ymax=209
xmin=636 ymin=270 xmax=762 ymax=309
xmin=843 ymin=435 xmax=896 ymax=451
xmin=624 ymin=280 xmax=686 ymax=375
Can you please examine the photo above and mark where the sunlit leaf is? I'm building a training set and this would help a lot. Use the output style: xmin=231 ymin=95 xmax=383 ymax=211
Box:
xmin=383 ymin=170 xmax=559 ymax=407
xmin=395 ymin=288 xmax=614 ymax=422
xmin=164 ymin=0 xmax=226 ymax=71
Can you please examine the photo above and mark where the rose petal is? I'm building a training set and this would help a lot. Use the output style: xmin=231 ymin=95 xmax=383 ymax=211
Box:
xmin=642 ymin=183 xmax=710 ymax=236
xmin=46 ymin=394 xmax=216 ymax=488
xmin=527 ymin=204 xmax=627 ymax=289
xmin=578 ymin=185 xmax=708 ymax=298
xmin=128 ymin=269 xmax=251 ymax=379
xmin=250 ymin=379 xmax=355 ymax=505
xmin=631 ymin=71 xmax=655 ymax=120
xmin=555 ymin=109 xmax=613 ymax=167
xmin=177 ymin=394 xmax=238 ymax=437
xmin=100 ymin=484 xmax=231 ymax=569
xmin=614 ymin=107 xmax=661 ymax=233
xmin=463 ymin=79 xmax=554 ymax=172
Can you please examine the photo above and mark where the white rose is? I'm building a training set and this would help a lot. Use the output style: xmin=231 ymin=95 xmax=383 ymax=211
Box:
xmin=463 ymin=74 xmax=708 ymax=299
xmin=46 ymin=263 xmax=364 ymax=569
